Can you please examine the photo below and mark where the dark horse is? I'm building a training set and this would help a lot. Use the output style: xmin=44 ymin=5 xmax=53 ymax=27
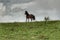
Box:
xmin=25 ymin=11 xmax=35 ymax=22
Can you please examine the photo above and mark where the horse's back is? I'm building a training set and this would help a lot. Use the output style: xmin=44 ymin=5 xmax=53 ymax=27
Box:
xmin=30 ymin=14 xmax=35 ymax=20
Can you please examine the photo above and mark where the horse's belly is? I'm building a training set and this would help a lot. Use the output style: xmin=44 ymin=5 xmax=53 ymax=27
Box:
xmin=27 ymin=16 xmax=32 ymax=18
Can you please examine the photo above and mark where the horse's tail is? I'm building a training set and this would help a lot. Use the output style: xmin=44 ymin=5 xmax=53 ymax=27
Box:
xmin=33 ymin=16 xmax=35 ymax=20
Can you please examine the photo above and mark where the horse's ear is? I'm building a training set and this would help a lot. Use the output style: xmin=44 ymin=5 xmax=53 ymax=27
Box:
xmin=25 ymin=11 xmax=28 ymax=12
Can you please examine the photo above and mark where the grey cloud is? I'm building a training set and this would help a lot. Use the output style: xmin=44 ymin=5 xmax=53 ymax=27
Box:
xmin=10 ymin=0 xmax=33 ymax=4
xmin=0 ymin=0 xmax=10 ymax=5
xmin=0 ymin=0 xmax=34 ymax=16
xmin=26 ymin=0 xmax=60 ymax=19
xmin=11 ymin=7 xmax=24 ymax=13
xmin=0 ymin=0 xmax=60 ymax=22
xmin=27 ymin=0 xmax=60 ymax=9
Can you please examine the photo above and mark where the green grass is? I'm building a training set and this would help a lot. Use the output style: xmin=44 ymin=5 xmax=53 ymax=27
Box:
xmin=0 ymin=21 xmax=60 ymax=40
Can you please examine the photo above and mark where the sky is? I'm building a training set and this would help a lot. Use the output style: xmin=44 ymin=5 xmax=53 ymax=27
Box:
xmin=0 ymin=0 xmax=60 ymax=22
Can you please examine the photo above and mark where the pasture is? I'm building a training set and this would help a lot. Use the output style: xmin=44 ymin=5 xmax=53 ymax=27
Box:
xmin=0 ymin=21 xmax=60 ymax=40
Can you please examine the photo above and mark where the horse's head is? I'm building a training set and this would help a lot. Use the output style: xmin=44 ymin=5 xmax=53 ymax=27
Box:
xmin=25 ymin=11 xmax=29 ymax=15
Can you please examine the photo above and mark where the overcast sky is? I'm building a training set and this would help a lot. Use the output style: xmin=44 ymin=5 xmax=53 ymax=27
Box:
xmin=0 ymin=0 xmax=60 ymax=22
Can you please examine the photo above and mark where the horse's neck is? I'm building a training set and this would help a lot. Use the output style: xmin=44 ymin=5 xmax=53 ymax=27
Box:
xmin=26 ymin=14 xmax=29 ymax=16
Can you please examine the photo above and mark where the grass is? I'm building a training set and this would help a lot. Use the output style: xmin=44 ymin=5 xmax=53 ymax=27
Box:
xmin=0 ymin=21 xmax=60 ymax=40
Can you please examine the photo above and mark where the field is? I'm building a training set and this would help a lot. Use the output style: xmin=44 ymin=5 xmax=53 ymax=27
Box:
xmin=0 ymin=21 xmax=60 ymax=40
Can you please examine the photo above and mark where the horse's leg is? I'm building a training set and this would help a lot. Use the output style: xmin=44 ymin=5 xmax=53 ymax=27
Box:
xmin=26 ymin=19 xmax=27 ymax=22
xmin=28 ymin=18 xmax=29 ymax=22
xmin=31 ymin=18 xmax=32 ymax=22
xmin=26 ymin=17 xmax=27 ymax=22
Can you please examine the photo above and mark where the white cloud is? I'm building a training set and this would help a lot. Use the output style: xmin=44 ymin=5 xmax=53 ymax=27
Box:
xmin=0 ymin=3 xmax=5 ymax=16
xmin=11 ymin=1 xmax=35 ymax=10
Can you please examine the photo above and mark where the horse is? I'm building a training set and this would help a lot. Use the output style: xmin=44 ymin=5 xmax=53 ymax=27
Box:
xmin=25 ymin=11 xmax=35 ymax=22
xmin=44 ymin=16 xmax=49 ymax=21
xmin=44 ymin=16 xmax=49 ymax=24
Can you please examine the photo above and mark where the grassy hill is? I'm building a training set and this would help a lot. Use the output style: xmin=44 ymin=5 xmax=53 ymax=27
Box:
xmin=0 ymin=21 xmax=60 ymax=40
